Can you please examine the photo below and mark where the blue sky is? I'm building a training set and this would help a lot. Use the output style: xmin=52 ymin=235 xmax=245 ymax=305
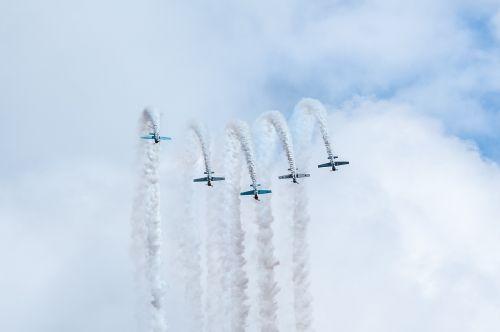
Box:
xmin=1 ymin=0 xmax=498 ymax=164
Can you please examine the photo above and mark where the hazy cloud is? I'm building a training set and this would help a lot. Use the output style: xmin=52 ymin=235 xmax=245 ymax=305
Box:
xmin=1 ymin=0 xmax=499 ymax=331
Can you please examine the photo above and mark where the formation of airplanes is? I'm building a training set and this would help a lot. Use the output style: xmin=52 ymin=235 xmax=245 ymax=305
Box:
xmin=140 ymin=130 xmax=349 ymax=201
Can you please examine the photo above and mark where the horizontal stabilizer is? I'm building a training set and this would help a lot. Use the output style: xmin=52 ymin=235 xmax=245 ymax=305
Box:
xmin=296 ymin=173 xmax=310 ymax=178
xmin=278 ymin=174 xmax=293 ymax=179
xmin=257 ymin=189 xmax=272 ymax=195
xmin=318 ymin=162 xmax=332 ymax=168
xmin=211 ymin=177 xmax=225 ymax=181
xmin=193 ymin=177 xmax=209 ymax=182
xmin=334 ymin=161 xmax=349 ymax=166
xmin=204 ymin=171 xmax=215 ymax=174
xmin=240 ymin=190 xmax=255 ymax=196
xmin=159 ymin=136 xmax=172 ymax=140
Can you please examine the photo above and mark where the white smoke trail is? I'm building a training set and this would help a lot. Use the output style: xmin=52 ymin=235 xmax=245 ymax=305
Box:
xmin=201 ymin=121 xmax=253 ymax=332
xmin=131 ymin=108 xmax=167 ymax=332
xmin=255 ymin=198 xmax=280 ymax=332
xmin=294 ymin=98 xmax=334 ymax=160
xmin=221 ymin=120 xmax=257 ymax=332
xmin=291 ymin=187 xmax=312 ymax=332
xmin=226 ymin=121 xmax=258 ymax=187
xmin=189 ymin=122 xmax=212 ymax=175
xmin=173 ymin=123 xmax=208 ymax=332
xmin=253 ymin=113 xmax=293 ymax=332
xmin=204 ymin=187 xmax=220 ymax=332
xmin=288 ymin=98 xmax=334 ymax=332
xmin=259 ymin=111 xmax=297 ymax=175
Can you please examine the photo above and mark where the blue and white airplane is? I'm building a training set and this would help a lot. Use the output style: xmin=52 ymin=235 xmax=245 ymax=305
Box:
xmin=140 ymin=125 xmax=172 ymax=143
xmin=193 ymin=168 xmax=225 ymax=187
xmin=278 ymin=168 xmax=310 ymax=184
xmin=318 ymin=156 xmax=349 ymax=171
xmin=240 ymin=183 xmax=272 ymax=201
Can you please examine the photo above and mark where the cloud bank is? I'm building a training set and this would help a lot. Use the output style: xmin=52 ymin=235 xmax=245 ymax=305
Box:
xmin=1 ymin=0 xmax=499 ymax=331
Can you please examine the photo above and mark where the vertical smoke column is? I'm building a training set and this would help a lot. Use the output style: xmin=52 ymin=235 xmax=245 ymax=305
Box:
xmin=290 ymin=98 xmax=332 ymax=332
xmin=204 ymin=179 xmax=228 ymax=332
xmin=222 ymin=121 xmax=254 ymax=332
xmin=174 ymin=121 xmax=207 ymax=332
xmin=202 ymin=129 xmax=231 ymax=332
xmin=204 ymin=185 xmax=220 ymax=332
xmin=254 ymin=111 xmax=299 ymax=332
xmin=131 ymin=108 xmax=167 ymax=332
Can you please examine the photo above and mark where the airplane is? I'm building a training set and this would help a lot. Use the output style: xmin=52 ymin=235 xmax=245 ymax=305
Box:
xmin=140 ymin=125 xmax=172 ymax=143
xmin=318 ymin=155 xmax=349 ymax=171
xmin=240 ymin=184 xmax=272 ymax=201
xmin=193 ymin=169 xmax=225 ymax=187
xmin=278 ymin=168 xmax=310 ymax=184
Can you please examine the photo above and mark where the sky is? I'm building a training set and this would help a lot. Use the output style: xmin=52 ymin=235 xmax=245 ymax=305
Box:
xmin=0 ymin=0 xmax=499 ymax=331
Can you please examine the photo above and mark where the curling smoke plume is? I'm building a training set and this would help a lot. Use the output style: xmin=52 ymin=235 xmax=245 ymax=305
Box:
xmin=173 ymin=122 xmax=209 ymax=332
xmin=222 ymin=121 xmax=257 ymax=332
xmin=190 ymin=122 xmax=212 ymax=176
xmin=293 ymin=98 xmax=334 ymax=161
xmin=254 ymin=111 xmax=301 ymax=332
xmin=203 ymin=121 xmax=255 ymax=332
xmin=227 ymin=121 xmax=258 ymax=187
xmin=259 ymin=111 xmax=297 ymax=175
xmin=289 ymin=98 xmax=335 ymax=332
xmin=131 ymin=108 xmax=167 ymax=332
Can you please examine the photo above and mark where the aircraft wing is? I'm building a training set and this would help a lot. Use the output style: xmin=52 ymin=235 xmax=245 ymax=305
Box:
xmin=278 ymin=174 xmax=293 ymax=179
xmin=193 ymin=177 xmax=210 ymax=182
xmin=240 ymin=190 xmax=255 ymax=196
xmin=296 ymin=173 xmax=310 ymax=178
xmin=211 ymin=177 xmax=225 ymax=181
xmin=334 ymin=161 xmax=349 ymax=166
xmin=159 ymin=136 xmax=172 ymax=140
xmin=318 ymin=162 xmax=332 ymax=168
xmin=257 ymin=189 xmax=272 ymax=195
xmin=141 ymin=136 xmax=155 ymax=140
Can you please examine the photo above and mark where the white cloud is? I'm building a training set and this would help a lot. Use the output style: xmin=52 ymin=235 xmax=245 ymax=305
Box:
xmin=3 ymin=99 xmax=499 ymax=331
xmin=1 ymin=0 xmax=500 ymax=331
xmin=306 ymin=98 xmax=500 ymax=331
